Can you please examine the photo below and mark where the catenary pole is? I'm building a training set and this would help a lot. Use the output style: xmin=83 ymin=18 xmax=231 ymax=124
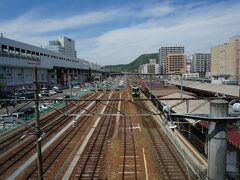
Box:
xmin=34 ymin=67 xmax=43 ymax=180
xmin=207 ymin=99 xmax=228 ymax=180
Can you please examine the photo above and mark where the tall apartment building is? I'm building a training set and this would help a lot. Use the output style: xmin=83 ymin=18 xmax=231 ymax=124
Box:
xmin=46 ymin=36 xmax=77 ymax=57
xmin=158 ymin=46 xmax=184 ymax=74
xmin=191 ymin=53 xmax=211 ymax=78
xmin=211 ymin=36 xmax=240 ymax=84
xmin=166 ymin=54 xmax=186 ymax=74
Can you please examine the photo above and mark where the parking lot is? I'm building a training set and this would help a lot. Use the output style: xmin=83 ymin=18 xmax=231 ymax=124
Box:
xmin=0 ymin=86 xmax=89 ymax=133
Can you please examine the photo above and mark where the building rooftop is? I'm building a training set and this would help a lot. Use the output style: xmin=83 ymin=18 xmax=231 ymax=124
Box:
xmin=170 ymin=80 xmax=240 ymax=97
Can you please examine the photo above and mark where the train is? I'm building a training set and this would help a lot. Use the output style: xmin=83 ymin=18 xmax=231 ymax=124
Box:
xmin=131 ymin=85 xmax=140 ymax=97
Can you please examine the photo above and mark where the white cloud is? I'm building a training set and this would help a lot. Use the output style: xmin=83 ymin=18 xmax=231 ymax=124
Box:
xmin=0 ymin=1 xmax=240 ymax=66
xmin=0 ymin=3 xmax=173 ymax=37
xmin=78 ymin=1 xmax=240 ymax=65
xmin=0 ymin=9 xmax=124 ymax=36
xmin=140 ymin=4 xmax=174 ymax=17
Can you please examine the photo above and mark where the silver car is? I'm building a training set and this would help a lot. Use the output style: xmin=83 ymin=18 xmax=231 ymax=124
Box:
xmin=0 ymin=115 xmax=17 ymax=124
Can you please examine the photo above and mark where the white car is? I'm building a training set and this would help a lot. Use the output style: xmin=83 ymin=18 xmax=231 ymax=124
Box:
xmin=71 ymin=92 xmax=77 ymax=96
xmin=49 ymin=90 xmax=57 ymax=95
xmin=73 ymin=85 xmax=80 ymax=89
xmin=12 ymin=112 xmax=25 ymax=120
xmin=39 ymin=104 xmax=48 ymax=111
xmin=53 ymin=86 xmax=59 ymax=90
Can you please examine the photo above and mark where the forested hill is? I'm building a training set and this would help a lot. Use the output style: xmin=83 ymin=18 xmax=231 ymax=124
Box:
xmin=101 ymin=53 xmax=158 ymax=72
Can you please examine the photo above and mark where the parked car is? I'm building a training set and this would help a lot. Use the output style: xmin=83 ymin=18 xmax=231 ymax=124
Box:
xmin=53 ymin=86 xmax=59 ymax=90
xmin=49 ymin=90 xmax=57 ymax=95
xmin=39 ymin=104 xmax=49 ymax=111
xmin=64 ymin=94 xmax=70 ymax=98
xmin=71 ymin=92 xmax=77 ymax=96
xmin=41 ymin=90 xmax=49 ymax=97
xmin=1 ymin=100 xmax=16 ymax=108
xmin=20 ymin=107 xmax=35 ymax=116
xmin=0 ymin=115 xmax=17 ymax=124
xmin=11 ymin=112 xmax=25 ymax=120
xmin=54 ymin=89 xmax=63 ymax=93
xmin=25 ymin=92 xmax=34 ymax=99
xmin=73 ymin=85 xmax=80 ymax=89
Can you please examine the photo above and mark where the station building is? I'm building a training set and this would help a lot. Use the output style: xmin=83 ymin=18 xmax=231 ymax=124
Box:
xmin=0 ymin=35 xmax=100 ymax=91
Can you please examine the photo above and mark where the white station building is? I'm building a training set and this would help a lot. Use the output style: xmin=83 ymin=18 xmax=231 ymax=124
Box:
xmin=0 ymin=35 xmax=100 ymax=91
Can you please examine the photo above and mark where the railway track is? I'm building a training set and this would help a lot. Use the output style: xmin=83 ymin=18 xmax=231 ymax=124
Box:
xmin=20 ymin=92 xmax=112 ymax=179
xmin=0 ymin=86 xmax=199 ymax=179
xmin=72 ymin=92 xmax=118 ymax=179
xmin=121 ymin=91 xmax=139 ymax=180
xmin=0 ymin=92 xmax=94 ymax=153
xmin=0 ymin=93 xmax=101 ymax=178
xmin=137 ymin=100 xmax=193 ymax=180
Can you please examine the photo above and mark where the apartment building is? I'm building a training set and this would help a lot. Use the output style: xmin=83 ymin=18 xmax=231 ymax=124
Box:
xmin=139 ymin=59 xmax=159 ymax=74
xmin=211 ymin=36 xmax=240 ymax=84
xmin=191 ymin=53 xmax=211 ymax=78
xmin=166 ymin=54 xmax=186 ymax=74
xmin=158 ymin=46 xmax=184 ymax=74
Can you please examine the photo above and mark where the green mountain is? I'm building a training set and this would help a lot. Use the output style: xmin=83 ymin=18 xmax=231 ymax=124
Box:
xmin=101 ymin=53 xmax=158 ymax=72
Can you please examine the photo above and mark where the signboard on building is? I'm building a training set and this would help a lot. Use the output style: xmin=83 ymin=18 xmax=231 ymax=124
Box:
xmin=27 ymin=60 xmax=41 ymax=65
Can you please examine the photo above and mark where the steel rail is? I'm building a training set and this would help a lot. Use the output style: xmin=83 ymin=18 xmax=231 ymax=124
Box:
xmin=1 ymin=96 xmax=239 ymax=102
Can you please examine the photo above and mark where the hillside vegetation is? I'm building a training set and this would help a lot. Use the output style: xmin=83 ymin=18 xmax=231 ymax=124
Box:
xmin=101 ymin=53 xmax=158 ymax=72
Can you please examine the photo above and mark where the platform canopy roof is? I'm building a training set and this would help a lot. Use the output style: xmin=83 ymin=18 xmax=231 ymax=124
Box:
xmin=170 ymin=80 xmax=240 ymax=97
xmin=159 ymin=91 xmax=240 ymax=149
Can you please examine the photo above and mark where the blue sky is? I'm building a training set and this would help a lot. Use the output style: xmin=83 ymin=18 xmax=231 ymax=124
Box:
xmin=0 ymin=0 xmax=240 ymax=65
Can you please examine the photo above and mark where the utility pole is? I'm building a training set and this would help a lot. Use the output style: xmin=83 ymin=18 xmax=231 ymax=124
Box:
xmin=69 ymin=76 xmax=72 ymax=99
xmin=207 ymin=99 xmax=228 ymax=180
xmin=34 ymin=67 xmax=43 ymax=180
xmin=180 ymin=74 xmax=183 ymax=99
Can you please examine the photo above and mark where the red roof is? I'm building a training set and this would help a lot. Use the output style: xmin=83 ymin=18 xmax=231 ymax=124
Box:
xmin=228 ymin=130 xmax=240 ymax=149
xmin=197 ymin=121 xmax=240 ymax=149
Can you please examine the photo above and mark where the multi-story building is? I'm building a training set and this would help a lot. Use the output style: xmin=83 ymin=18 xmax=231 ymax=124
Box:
xmin=186 ymin=56 xmax=192 ymax=73
xmin=191 ymin=53 xmax=211 ymax=78
xmin=47 ymin=40 xmax=65 ymax=54
xmin=46 ymin=36 xmax=77 ymax=57
xmin=0 ymin=35 xmax=99 ymax=91
xmin=158 ymin=46 xmax=184 ymax=74
xmin=149 ymin=59 xmax=157 ymax=64
xmin=211 ymin=36 xmax=240 ymax=84
xmin=166 ymin=54 xmax=186 ymax=74
xmin=139 ymin=59 xmax=159 ymax=74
